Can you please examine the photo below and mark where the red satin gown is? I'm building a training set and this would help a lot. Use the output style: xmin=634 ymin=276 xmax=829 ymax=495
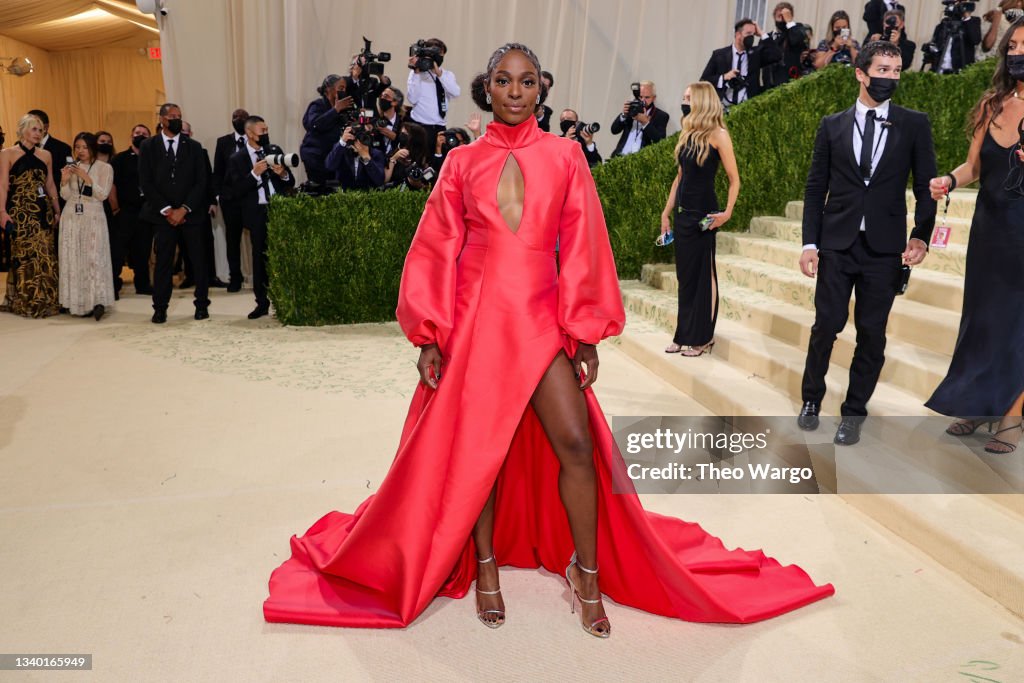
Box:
xmin=263 ymin=116 xmax=834 ymax=627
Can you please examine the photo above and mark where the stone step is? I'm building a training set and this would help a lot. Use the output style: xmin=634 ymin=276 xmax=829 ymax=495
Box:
xmin=786 ymin=189 xmax=979 ymax=220
xmin=621 ymin=280 xmax=941 ymax=409
xmin=717 ymin=232 xmax=966 ymax=309
xmin=747 ymin=218 xmax=968 ymax=277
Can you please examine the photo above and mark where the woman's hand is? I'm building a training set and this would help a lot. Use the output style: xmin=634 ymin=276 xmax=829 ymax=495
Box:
xmin=660 ymin=212 xmax=671 ymax=235
xmin=572 ymin=342 xmax=599 ymax=390
xmin=417 ymin=343 xmax=443 ymax=389
xmin=929 ymin=175 xmax=952 ymax=200
xmin=391 ymin=149 xmax=410 ymax=166
xmin=466 ymin=112 xmax=481 ymax=137
xmin=708 ymin=211 xmax=731 ymax=230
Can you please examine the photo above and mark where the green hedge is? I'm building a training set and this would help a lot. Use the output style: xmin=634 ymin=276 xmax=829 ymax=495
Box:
xmin=269 ymin=60 xmax=995 ymax=326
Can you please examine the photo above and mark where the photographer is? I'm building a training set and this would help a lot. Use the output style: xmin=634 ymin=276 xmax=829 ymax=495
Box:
xmin=762 ymin=3 xmax=814 ymax=88
xmin=701 ymin=19 xmax=781 ymax=105
xmin=925 ymin=0 xmax=982 ymax=74
xmin=559 ymin=109 xmax=602 ymax=168
xmin=406 ymin=38 xmax=460 ymax=142
xmin=429 ymin=127 xmax=470 ymax=176
xmin=300 ymin=74 xmax=356 ymax=185
xmin=869 ymin=9 xmax=916 ymax=70
xmin=863 ymin=1 xmax=904 ymax=42
xmin=609 ymin=80 xmax=668 ymax=157
xmin=325 ymin=121 xmax=386 ymax=191
xmin=813 ymin=11 xmax=861 ymax=69
xmin=982 ymin=1 xmax=1024 ymax=54
xmin=384 ymin=121 xmax=434 ymax=191
xmin=535 ymin=71 xmax=555 ymax=132
xmin=374 ymin=86 xmax=404 ymax=156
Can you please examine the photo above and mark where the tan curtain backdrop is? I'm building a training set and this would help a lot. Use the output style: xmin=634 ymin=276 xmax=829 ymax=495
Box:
xmin=158 ymin=0 xmax=1003 ymax=182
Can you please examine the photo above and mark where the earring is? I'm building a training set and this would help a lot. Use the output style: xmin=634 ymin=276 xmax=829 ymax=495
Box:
xmin=486 ymin=93 xmax=492 ymax=104
xmin=536 ymin=95 xmax=541 ymax=104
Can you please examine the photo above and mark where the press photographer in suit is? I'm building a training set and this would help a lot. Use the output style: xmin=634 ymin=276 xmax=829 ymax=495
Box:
xmin=224 ymin=116 xmax=294 ymax=320
xmin=796 ymin=41 xmax=937 ymax=445
xmin=609 ymin=81 xmax=668 ymax=157
xmin=863 ymin=0 xmax=904 ymax=43
xmin=138 ymin=103 xmax=211 ymax=323
xmin=701 ymin=18 xmax=782 ymax=106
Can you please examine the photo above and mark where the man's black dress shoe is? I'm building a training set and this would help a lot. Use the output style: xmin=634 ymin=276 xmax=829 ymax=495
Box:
xmin=194 ymin=307 xmax=210 ymax=321
xmin=797 ymin=401 xmax=820 ymax=431
xmin=226 ymin=281 xmax=242 ymax=293
xmin=179 ymin=278 xmax=195 ymax=289
xmin=152 ymin=310 xmax=167 ymax=324
xmin=834 ymin=418 xmax=863 ymax=446
xmin=248 ymin=305 xmax=269 ymax=320
xmin=210 ymin=278 xmax=229 ymax=288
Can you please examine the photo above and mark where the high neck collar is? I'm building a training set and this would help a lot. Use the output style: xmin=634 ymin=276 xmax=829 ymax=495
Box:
xmin=17 ymin=141 xmax=36 ymax=155
xmin=483 ymin=115 xmax=543 ymax=150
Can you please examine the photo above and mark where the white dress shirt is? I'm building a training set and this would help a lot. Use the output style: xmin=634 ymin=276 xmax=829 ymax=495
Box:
xmin=406 ymin=69 xmax=461 ymax=126
xmin=247 ymin=140 xmax=283 ymax=205
xmin=618 ymin=107 xmax=652 ymax=156
xmin=718 ymin=49 xmax=750 ymax=103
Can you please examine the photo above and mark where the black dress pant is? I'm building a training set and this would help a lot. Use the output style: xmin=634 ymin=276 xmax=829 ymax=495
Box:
xmin=118 ymin=206 xmax=152 ymax=293
xmin=245 ymin=204 xmax=271 ymax=307
xmin=221 ymin=199 xmax=244 ymax=285
xmin=801 ymin=232 xmax=902 ymax=417
xmin=151 ymin=220 xmax=210 ymax=311
xmin=179 ymin=211 xmax=218 ymax=281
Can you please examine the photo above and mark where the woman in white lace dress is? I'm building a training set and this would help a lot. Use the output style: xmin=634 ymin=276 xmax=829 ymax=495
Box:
xmin=59 ymin=132 xmax=114 ymax=320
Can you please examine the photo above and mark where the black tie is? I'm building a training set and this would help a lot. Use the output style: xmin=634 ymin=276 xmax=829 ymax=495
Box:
xmin=255 ymin=151 xmax=270 ymax=200
xmin=860 ymin=110 xmax=876 ymax=181
xmin=737 ymin=52 xmax=745 ymax=76
xmin=166 ymin=138 xmax=175 ymax=160
xmin=433 ymin=75 xmax=447 ymax=119
xmin=236 ymin=137 xmax=245 ymax=151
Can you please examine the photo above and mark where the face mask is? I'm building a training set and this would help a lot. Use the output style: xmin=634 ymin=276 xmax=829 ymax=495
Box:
xmin=1007 ymin=9 xmax=1024 ymax=22
xmin=560 ymin=120 xmax=577 ymax=134
xmin=435 ymin=55 xmax=444 ymax=67
xmin=1008 ymin=54 xmax=1024 ymax=81
xmin=232 ymin=119 xmax=246 ymax=135
xmin=776 ymin=20 xmax=787 ymax=32
xmin=166 ymin=118 xmax=183 ymax=135
xmin=379 ymin=99 xmax=393 ymax=112
xmin=681 ymin=104 xmax=691 ymax=117
xmin=257 ymin=133 xmax=270 ymax=148
xmin=742 ymin=34 xmax=755 ymax=50
xmin=132 ymin=134 xmax=147 ymax=148
xmin=866 ymin=76 xmax=899 ymax=103
xmin=97 ymin=143 xmax=113 ymax=155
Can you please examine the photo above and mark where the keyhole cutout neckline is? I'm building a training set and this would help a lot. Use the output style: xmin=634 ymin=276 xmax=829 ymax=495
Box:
xmin=496 ymin=153 xmax=525 ymax=235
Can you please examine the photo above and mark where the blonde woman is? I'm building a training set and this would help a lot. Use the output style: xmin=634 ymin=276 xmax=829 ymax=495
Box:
xmin=660 ymin=82 xmax=740 ymax=356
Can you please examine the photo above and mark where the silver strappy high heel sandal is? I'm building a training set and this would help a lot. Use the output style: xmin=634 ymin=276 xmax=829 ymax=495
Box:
xmin=564 ymin=551 xmax=610 ymax=638
xmin=475 ymin=554 xmax=505 ymax=629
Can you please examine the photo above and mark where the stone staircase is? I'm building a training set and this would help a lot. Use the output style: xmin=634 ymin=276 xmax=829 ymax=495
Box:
xmin=614 ymin=188 xmax=1024 ymax=620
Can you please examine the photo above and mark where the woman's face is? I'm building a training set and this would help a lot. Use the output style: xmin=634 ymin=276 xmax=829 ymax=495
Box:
xmin=74 ymin=138 xmax=91 ymax=161
xmin=97 ymin=133 xmax=113 ymax=148
xmin=22 ymin=123 xmax=43 ymax=146
xmin=833 ymin=19 xmax=849 ymax=34
xmin=1008 ymin=26 xmax=1024 ymax=56
xmin=487 ymin=50 xmax=540 ymax=126
xmin=682 ymin=87 xmax=692 ymax=105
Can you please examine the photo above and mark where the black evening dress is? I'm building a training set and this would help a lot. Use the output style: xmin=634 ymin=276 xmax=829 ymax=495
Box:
xmin=672 ymin=143 xmax=720 ymax=347
xmin=926 ymin=129 xmax=1024 ymax=418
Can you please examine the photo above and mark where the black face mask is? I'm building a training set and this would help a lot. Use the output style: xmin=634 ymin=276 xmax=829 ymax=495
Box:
xmin=866 ymin=76 xmax=898 ymax=103
xmin=776 ymin=20 xmax=787 ymax=32
xmin=559 ymin=119 xmax=576 ymax=134
xmin=257 ymin=133 xmax=270 ymax=148
xmin=232 ymin=119 xmax=246 ymax=135
xmin=742 ymin=34 xmax=755 ymax=51
xmin=97 ymin=143 xmax=113 ymax=155
xmin=379 ymin=99 xmax=393 ymax=113
xmin=166 ymin=118 xmax=183 ymax=135
xmin=681 ymin=104 xmax=691 ymax=117
xmin=132 ymin=134 xmax=147 ymax=149
xmin=1008 ymin=54 xmax=1024 ymax=82
xmin=435 ymin=55 xmax=444 ymax=67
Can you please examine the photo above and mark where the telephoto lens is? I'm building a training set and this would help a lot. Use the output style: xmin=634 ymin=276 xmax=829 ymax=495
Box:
xmin=265 ymin=152 xmax=300 ymax=168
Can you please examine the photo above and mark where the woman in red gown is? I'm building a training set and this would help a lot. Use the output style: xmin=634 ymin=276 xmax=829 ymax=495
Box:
xmin=264 ymin=43 xmax=834 ymax=636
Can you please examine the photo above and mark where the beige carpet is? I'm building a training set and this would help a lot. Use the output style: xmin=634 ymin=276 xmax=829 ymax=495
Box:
xmin=1 ymin=285 xmax=1022 ymax=682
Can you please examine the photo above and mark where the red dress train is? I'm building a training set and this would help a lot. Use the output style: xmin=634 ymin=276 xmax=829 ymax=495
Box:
xmin=263 ymin=116 xmax=834 ymax=628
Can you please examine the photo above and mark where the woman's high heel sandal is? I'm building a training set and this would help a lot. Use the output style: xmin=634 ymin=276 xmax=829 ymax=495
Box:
xmin=474 ymin=554 xmax=504 ymax=629
xmin=564 ymin=551 xmax=610 ymax=638
xmin=984 ymin=422 xmax=1023 ymax=454
xmin=681 ymin=340 xmax=714 ymax=357
xmin=945 ymin=419 xmax=994 ymax=437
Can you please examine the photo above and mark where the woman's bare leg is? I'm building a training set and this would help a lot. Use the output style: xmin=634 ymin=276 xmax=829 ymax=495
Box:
xmin=472 ymin=483 xmax=504 ymax=624
xmin=987 ymin=390 xmax=1024 ymax=453
xmin=529 ymin=350 xmax=608 ymax=634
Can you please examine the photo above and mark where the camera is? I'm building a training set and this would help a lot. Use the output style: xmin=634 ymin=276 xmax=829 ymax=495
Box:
xmin=407 ymin=165 xmax=436 ymax=183
xmin=409 ymin=39 xmax=443 ymax=73
xmin=626 ymin=82 xmax=645 ymax=118
xmin=357 ymin=36 xmax=391 ymax=77
xmin=942 ymin=0 xmax=975 ymax=19
xmin=574 ymin=121 xmax=600 ymax=137
xmin=726 ymin=73 xmax=748 ymax=91
xmin=265 ymin=152 xmax=299 ymax=168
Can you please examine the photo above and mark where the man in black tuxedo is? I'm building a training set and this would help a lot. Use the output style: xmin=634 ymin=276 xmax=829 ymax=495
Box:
xmin=608 ymin=81 xmax=668 ymax=158
xmin=864 ymin=0 xmax=904 ymax=43
xmin=559 ymin=109 xmax=603 ymax=168
xmin=28 ymin=109 xmax=72 ymax=240
xmin=701 ymin=19 xmax=782 ymax=106
xmin=139 ymin=103 xmax=211 ymax=323
xmin=797 ymin=42 xmax=937 ymax=445
xmin=224 ymin=116 xmax=294 ymax=319
xmin=213 ymin=108 xmax=250 ymax=291
xmin=111 ymin=124 xmax=153 ymax=295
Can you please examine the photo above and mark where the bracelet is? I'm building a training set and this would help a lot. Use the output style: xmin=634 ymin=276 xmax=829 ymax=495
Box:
xmin=945 ymin=173 xmax=957 ymax=192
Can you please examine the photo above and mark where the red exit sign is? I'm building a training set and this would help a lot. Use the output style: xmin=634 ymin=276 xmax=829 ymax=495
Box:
xmin=147 ymin=47 xmax=162 ymax=60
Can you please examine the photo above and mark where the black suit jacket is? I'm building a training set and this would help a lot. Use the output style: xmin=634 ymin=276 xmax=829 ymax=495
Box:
xmin=213 ymin=132 xmax=246 ymax=204
xmin=802 ymin=104 xmax=937 ymax=254
xmin=43 ymin=136 xmax=73 ymax=170
xmin=609 ymin=106 xmax=669 ymax=157
xmin=928 ymin=16 xmax=982 ymax=73
xmin=223 ymin=145 xmax=295 ymax=223
xmin=863 ymin=0 xmax=904 ymax=42
xmin=701 ymin=40 xmax=782 ymax=102
xmin=138 ymin=133 xmax=210 ymax=226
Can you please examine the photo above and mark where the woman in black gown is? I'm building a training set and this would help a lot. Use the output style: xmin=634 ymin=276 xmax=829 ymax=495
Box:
xmin=927 ymin=19 xmax=1024 ymax=454
xmin=660 ymin=82 xmax=740 ymax=357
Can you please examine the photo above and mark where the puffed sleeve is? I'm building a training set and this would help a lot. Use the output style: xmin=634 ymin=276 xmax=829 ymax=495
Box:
xmin=395 ymin=148 xmax=466 ymax=351
xmin=557 ymin=144 xmax=625 ymax=344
